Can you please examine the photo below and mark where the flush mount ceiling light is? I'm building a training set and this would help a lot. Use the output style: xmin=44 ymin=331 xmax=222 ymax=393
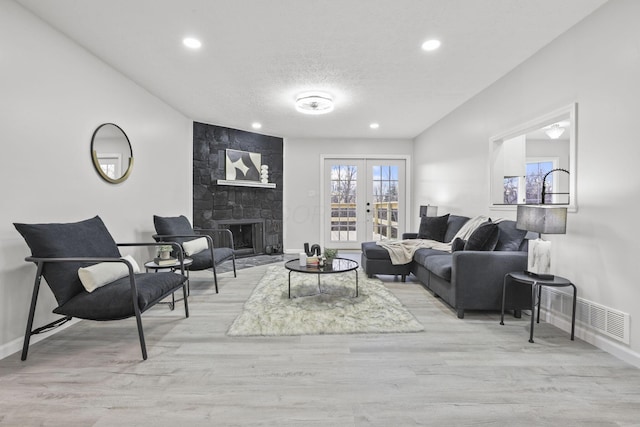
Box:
xmin=251 ymin=122 xmax=262 ymax=129
xmin=421 ymin=39 xmax=441 ymax=51
xmin=545 ymin=123 xmax=566 ymax=139
xmin=295 ymin=92 xmax=334 ymax=115
xmin=183 ymin=37 xmax=202 ymax=49
xmin=370 ymin=123 xmax=380 ymax=129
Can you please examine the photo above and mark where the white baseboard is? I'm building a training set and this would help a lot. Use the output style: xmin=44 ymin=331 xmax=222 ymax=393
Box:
xmin=0 ymin=318 xmax=80 ymax=361
xmin=540 ymin=309 xmax=640 ymax=368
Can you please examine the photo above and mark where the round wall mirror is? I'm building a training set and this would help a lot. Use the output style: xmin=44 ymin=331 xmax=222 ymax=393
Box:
xmin=90 ymin=123 xmax=133 ymax=184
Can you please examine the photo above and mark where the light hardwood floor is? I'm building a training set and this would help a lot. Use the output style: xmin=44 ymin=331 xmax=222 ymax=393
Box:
xmin=1 ymin=259 xmax=640 ymax=426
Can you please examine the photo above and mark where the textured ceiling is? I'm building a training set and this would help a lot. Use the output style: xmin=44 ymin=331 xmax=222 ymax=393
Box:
xmin=17 ymin=0 xmax=607 ymax=139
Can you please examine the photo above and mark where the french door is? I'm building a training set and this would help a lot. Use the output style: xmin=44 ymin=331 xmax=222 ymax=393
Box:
xmin=323 ymin=157 xmax=407 ymax=250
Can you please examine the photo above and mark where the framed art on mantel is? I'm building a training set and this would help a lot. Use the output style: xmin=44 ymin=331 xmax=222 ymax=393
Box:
xmin=225 ymin=149 xmax=261 ymax=181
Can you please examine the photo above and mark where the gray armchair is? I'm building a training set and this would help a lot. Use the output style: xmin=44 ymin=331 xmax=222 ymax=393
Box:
xmin=153 ymin=215 xmax=236 ymax=293
xmin=14 ymin=216 xmax=189 ymax=361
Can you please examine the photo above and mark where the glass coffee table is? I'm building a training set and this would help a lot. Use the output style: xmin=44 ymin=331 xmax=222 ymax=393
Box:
xmin=285 ymin=257 xmax=359 ymax=298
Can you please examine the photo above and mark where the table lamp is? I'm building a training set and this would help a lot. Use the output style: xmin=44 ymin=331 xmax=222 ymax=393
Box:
xmin=419 ymin=205 xmax=438 ymax=217
xmin=516 ymin=205 xmax=567 ymax=280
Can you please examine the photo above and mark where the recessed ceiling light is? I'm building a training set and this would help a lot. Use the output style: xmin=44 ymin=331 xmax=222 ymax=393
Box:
xmin=370 ymin=123 xmax=380 ymax=129
xmin=251 ymin=122 xmax=262 ymax=130
xmin=295 ymin=92 xmax=334 ymax=115
xmin=421 ymin=39 xmax=441 ymax=51
xmin=183 ymin=37 xmax=202 ymax=49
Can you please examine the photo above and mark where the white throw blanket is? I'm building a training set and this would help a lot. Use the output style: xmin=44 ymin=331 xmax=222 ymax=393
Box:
xmin=376 ymin=215 xmax=495 ymax=265
xmin=376 ymin=239 xmax=451 ymax=265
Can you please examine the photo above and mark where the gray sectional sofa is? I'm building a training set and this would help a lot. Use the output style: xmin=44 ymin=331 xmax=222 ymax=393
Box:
xmin=361 ymin=214 xmax=532 ymax=318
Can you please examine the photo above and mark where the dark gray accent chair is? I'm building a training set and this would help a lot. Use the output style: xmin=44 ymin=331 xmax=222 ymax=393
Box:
xmin=153 ymin=215 xmax=236 ymax=293
xmin=14 ymin=216 xmax=189 ymax=361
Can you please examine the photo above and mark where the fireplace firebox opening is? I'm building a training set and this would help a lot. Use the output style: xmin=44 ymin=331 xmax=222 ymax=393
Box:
xmin=216 ymin=220 xmax=265 ymax=258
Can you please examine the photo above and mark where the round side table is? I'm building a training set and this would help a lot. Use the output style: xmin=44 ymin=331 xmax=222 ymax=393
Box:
xmin=500 ymin=271 xmax=576 ymax=343
xmin=144 ymin=258 xmax=193 ymax=309
xmin=144 ymin=257 xmax=193 ymax=272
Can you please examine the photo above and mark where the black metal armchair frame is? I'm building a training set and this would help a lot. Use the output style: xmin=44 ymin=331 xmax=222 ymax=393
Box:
xmin=153 ymin=229 xmax=236 ymax=294
xmin=22 ymin=242 xmax=189 ymax=361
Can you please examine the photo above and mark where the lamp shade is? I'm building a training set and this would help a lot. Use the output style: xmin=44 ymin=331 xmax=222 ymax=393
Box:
xmin=516 ymin=205 xmax=567 ymax=235
xmin=419 ymin=205 xmax=438 ymax=217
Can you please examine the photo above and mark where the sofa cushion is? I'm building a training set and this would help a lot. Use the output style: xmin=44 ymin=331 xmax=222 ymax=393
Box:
xmin=361 ymin=241 xmax=393 ymax=260
xmin=464 ymin=221 xmax=500 ymax=251
xmin=444 ymin=215 xmax=470 ymax=243
xmin=54 ymin=272 xmax=186 ymax=320
xmin=418 ymin=214 xmax=449 ymax=242
xmin=424 ymin=255 xmax=453 ymax=281
xmin=413 ymin=247 xmax=449 ymax=266
xmin=495 ymin=220 xmax=528 ymax=251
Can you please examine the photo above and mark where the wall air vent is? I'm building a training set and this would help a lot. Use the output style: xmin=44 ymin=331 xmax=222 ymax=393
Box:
xmin=540 ymin=288 xmax=629 ymax=344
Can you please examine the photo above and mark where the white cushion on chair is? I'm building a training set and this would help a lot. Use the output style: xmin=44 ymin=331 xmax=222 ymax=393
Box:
xmin=183 ymin=237 xmax=208 ymax=256
xmin=78 ymin=255 xmax=140 ymax=293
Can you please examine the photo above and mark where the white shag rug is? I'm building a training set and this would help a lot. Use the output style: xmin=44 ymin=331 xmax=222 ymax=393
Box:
xmin=227 ymin=265 xmax=424 ymax=336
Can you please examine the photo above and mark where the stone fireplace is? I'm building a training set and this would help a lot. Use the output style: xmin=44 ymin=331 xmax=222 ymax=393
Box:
xmin=193 ymin=122 xmax=283 ymax=257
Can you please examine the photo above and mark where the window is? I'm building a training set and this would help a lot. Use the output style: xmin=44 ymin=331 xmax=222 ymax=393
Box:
xmin=525 ymin=160 xmax=554 ymax=204
xmin=502 ymin=160 xmax=557 ymax=205
xmin=503 ymin=177 xmax=521 ymax=204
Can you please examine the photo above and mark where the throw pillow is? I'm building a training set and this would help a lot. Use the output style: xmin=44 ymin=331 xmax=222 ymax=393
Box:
xmin=78 ymin=255 xmax=140 ymax=293
xmin=494 ymin=220 xmax=528 ymax=251
xmin=417 ymin=214 xmax=450 ymax=242
xmin=153 ymin=215 xmax=195 ymax=245
xmin=464 ymin=221 xmax=500 ymax=251
xmin=183 ymin=237 xmax=208 ymax=256
xmin=451 ymin=237 xmax=466 ymax=252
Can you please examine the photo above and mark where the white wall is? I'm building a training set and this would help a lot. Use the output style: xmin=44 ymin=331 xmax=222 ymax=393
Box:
xmin=283 ymin=138 xmax=413 ymax=252
xmin=0 ymin=2 xmax=192 ymax=358
xmin=413 ymin=0 xmax=640 ymax=362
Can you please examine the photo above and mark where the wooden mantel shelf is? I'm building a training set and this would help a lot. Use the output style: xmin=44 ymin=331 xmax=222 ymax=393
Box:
xmin=216 ymin=179 xmax=276 ymax=189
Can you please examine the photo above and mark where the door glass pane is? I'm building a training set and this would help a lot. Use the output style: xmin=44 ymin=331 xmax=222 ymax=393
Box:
xmin=371 ymin=164 xmax=399 ymax=241
xmin=381 ymin=166 xmax=390 ymax=180
xmin=390 ymin=167 xmax=398 ymax=180
xmin=330 ymin=165 xmax=358 ymax=242
xmin=372 ymin=165 xmax=381 ymax=180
